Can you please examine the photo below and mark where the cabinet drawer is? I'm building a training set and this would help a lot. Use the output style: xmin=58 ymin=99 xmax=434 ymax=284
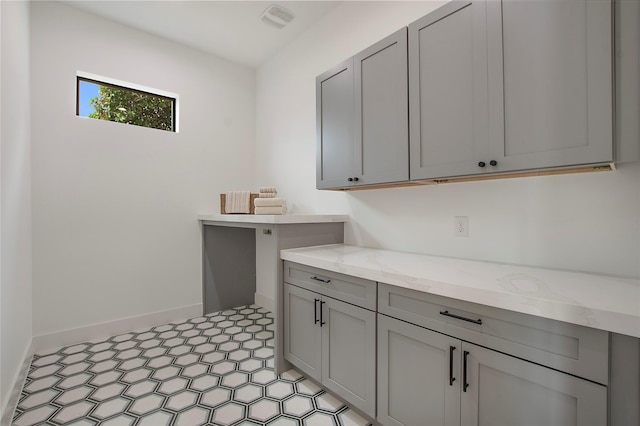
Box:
xmin=378 ymin=283 xmax=609 ymax=385
xmin=284 ymin=261 xmax=376 ymax=310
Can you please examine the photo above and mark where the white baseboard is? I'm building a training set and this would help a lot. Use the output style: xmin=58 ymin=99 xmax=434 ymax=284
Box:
xmin=254 ymin=293 xmax=274 ymax=313
xmin=33 ymin=303 xmax=203 ymax=354
xmin=1 ymin=341 xmax=34 ymax=426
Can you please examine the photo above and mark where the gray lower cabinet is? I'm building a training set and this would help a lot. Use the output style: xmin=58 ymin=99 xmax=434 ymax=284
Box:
xmin=316 ymin=28 xmax=408 ymax=189
xmin=378 ymin=314 xmax=607 ymax=426
xmin=283 ymin=283 xmax=322 ymax=379
xmin=283 ymin=283 xmax=376 ymax=417
xmin=462 ymin=342 xmax=607 ymax=426
xmin=321 ymin=294 xmax=376 ymax=416
xmin=283 ymin=263 xmax=613 ymax=425
xmin=377 ymin=314 xmax=461 ymax=426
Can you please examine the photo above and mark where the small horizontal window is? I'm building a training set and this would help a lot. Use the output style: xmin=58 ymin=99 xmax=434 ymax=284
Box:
xmin=76 ymin=75 xmax=177 ymax=132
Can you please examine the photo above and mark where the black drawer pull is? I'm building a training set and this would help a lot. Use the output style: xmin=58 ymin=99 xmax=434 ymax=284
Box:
xmin=311 ymin=276 xmax=331 ymax=284
xmin=449 ymin=346 xmax=456 ymax=386
xmin=439 ymin=310 xmax=482 ymax=325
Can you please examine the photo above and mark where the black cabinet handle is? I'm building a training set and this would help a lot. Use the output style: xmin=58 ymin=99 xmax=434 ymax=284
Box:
xmin=314 ymin=298 xmax=320 ymax=324
xmin=353 ymin=177 xmax=359 ymax=182
xmin=320 ymin=300 xmax=326 ymax=326
xmin=348 ymin=178 xmax=353 ymax=182
xmin=320 ymin=301 xmax=327 ymax=327
xmin=478 ymin=161 xmax=486 ymax=168
xmin=463 ymin=350 xmax=470 ymax=392
xmin=449 ymin=346 xmax=456 ymax=386
xmin=310 ymin=276 xmax=331 ymax=284
xmin=439 ymin=310 xmax=482 ymax=325
xmin=490 ymin=160 xmax=497 ymax=166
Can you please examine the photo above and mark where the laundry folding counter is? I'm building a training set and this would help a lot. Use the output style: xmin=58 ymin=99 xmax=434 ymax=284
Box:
xmin=197 ymin=214 xmax=347 ymax=369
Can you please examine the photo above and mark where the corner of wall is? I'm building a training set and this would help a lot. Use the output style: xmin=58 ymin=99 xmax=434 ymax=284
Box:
xmin=1 ymin=0 xmax=33 ymax=418
xmin=0 ymin=341 xmax=33 ymax=426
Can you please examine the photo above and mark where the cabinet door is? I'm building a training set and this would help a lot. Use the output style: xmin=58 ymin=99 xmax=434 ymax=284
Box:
xmin=409 ymin=0 xmax=490 ymax=180
xmin=460 ymin=342 xmax=607 ymax=426
xmin=283 ymin=284 xmax=322 ymax=381
xmin=316 ymin=59 xmax=355 ymax=189
xmin=321 ymin=297 xmax=376 ymax=417
xmin=377 ymin=315 xmax=461 ymax=426
xmin=487 ymin=0 xmax=613 ymax=172
xmin=354 ymin=28 xmax=409 ymax=186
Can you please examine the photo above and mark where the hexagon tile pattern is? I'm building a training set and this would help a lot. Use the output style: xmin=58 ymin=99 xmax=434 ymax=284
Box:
xmin=13 ymin=305 xmax=371 ymax=426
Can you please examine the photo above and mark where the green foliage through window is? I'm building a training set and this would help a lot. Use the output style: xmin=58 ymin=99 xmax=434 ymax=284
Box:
xmin=77 ymin=77 xmax=176 ymax=132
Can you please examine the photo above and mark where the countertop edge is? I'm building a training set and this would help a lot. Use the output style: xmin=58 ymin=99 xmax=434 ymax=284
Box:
xmin=280 ymin=245 xmax=640 ymax=339
xmin=198 ymin=214 xmax=349 ymax=225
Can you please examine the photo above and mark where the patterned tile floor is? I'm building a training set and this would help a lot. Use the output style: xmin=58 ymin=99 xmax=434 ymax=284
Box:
xmin=13 ymin=305 xmax=370 ymax=426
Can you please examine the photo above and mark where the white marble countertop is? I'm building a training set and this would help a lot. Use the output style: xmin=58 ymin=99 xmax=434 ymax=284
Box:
xmin=198 ymin=214 xmax=349 ymax=225
xmin=280 ymin=244 xmax=640 ymax=338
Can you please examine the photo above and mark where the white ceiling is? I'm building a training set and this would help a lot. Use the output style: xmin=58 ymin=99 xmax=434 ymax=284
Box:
xmin=63 ymin=1 xmax=342 ymax=68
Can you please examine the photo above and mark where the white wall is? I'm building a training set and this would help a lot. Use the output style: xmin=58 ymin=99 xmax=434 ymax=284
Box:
xmin=256 ymin=1 xmax=640 ymax=279
xmin=1 ymin=0 xmax=33 ymax=419
xmin=30 ymin=2 xmax=256 ymax=337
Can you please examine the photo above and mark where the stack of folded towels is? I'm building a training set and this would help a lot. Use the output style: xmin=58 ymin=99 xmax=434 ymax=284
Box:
xmin=254 ymin=186 xmax=287 ymax=215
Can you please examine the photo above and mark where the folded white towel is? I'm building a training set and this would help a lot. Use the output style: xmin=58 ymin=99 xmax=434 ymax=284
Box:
xmin=225 ymin=191 xmax=251 ymax=214
xmin=253 ymin=197 xmax=285 ymax=207
xmin=255 ymin=206 xmax=287 ymax=215
xmin=259 ymin=186 xmax=277 ymax=194
xmin=258 ymin=192 xmax=277 ymax=198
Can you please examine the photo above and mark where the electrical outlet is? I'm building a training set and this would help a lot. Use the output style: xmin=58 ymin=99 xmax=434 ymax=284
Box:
xmin=454 ymin=216 xmax=469 ymax=237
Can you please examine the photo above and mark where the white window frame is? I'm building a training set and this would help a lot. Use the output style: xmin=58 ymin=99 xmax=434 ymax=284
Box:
xmin=76 ymin=71 xmax=180 ymax=133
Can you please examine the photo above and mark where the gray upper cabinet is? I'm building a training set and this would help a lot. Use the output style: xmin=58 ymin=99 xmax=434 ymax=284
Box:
xmin=319 ymin=0 xmax=618 ymax=187
xmin=409 ymin=0 xmax=490 ymax=180
xmin=316 ymin=60 xmax=355 ymax=189
xmin=355 ymin=28 xmax=409 ymax=187
xmin=409 ymin=0 xmax=613 ymax=181
xmin=486 ymin=0 xmax=613 ymax=172
xmin=317 ymin=28 xmax=408 ymax=189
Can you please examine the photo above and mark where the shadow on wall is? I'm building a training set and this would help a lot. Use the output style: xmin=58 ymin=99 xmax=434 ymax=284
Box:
xmin=340 ymin=166 xmax=640 ymax=279
xmin=343 ymin=181 xmax=490 ymax=251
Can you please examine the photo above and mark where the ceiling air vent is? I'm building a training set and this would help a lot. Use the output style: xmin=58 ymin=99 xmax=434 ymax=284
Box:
xmin=260 ymin=4 xmax=295 ymax=29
